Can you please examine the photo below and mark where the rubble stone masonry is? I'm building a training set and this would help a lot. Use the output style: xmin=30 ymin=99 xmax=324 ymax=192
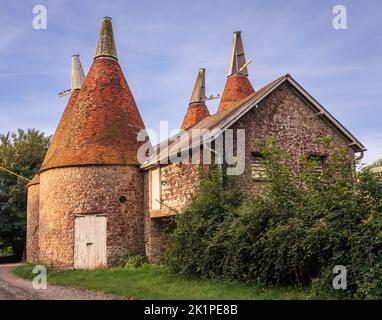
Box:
xmin=39 ymin=165 xmax=144 ymax=268
xmin=144 ymin=82 xmax=356 ymax=261
xmin=26 ymin=184 xmax=40 ymax=262
xmin=230 ymin=82 xmax=355 ymax=192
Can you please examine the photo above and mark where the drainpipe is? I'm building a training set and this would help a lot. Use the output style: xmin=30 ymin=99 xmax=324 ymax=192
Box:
xmin=355 ymin=151 xmax=364 ymax=162
xmin=353 ymin=150 xmax=365 ymax=182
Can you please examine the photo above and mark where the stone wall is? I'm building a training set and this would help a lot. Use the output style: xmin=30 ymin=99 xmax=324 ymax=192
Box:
xmin=229 ymin=82 xmax=355 ymax=192
xmin=143 ymin=163 xmax=201 ymax=261
xmin=39 ymin=165 xmax=144 ymax=268
xmin=26 ymin=184 xmax=40 ymax=262
xmin=160 ymin=163 xmax=201 ymax=209
xmin=143 ymin=82 xmax=357 ymax=261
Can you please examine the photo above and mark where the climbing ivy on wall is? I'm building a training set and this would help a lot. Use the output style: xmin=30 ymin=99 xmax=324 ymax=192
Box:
xmin=166 ymin=137 xmax=382 ymax=299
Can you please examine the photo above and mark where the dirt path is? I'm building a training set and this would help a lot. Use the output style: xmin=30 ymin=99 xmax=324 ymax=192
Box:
xmin=0 ymin=264 xmax=125 ymax=300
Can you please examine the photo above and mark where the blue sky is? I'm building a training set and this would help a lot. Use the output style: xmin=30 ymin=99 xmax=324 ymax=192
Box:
xmin=0 ymin=0 xmax=381 ymax=164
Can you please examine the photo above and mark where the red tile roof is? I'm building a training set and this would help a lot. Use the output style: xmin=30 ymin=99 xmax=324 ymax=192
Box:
xmin=181 ymin=102 xmax=210 ymax=130
xmin=142 ymin=73 xmax=365 ymax=169
xmin=27 ymin=174 xmax=40 ymax=187
xmin=40 ymin=58 xmax=146 ymax=172
xmin=217 ymin=74 xmax=255 ymax=112
xmin=41 ymin=89 xmax=80 ymax=170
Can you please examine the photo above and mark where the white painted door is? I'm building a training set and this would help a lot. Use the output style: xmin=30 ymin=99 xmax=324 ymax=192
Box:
xmin=74 ymin=214 xmax=106 ymax=269
xmin=151 ymin=168 xmax=161 ymax=210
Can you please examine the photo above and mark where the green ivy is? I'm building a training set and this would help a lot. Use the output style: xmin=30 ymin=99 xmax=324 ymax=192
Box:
xmin=166 ymin=137 xmax=382 ymax=299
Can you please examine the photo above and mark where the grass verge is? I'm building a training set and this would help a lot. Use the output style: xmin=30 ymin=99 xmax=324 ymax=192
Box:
xmin=13 ymin=263 xmax=311 ymax=300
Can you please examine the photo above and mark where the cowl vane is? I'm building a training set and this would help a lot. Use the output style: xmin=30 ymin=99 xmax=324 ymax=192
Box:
xmin=94 ymin=16 xmax=118 ymax=60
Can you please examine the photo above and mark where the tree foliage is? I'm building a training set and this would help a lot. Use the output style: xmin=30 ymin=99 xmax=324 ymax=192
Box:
xmin=166 ymin=137 xmax=382 ymax=299
xmin=0 ymin=129 xmax=49 ymax=257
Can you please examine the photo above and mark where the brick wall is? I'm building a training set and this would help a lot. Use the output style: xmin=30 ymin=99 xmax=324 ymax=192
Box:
xmin=39 ymin=165 xmax=144 ymax=268
xmin=26 ymin=184 xmax=40 ymax=262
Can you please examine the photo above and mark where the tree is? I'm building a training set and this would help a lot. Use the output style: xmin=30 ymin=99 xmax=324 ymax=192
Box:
xmin=0 ymin=129 xmax=50 ymax=258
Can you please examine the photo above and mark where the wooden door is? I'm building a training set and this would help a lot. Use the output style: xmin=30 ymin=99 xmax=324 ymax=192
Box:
xmin=151 ymin=168 xmax=161 ymax=210
xmin=74 ymin=214 xmax=106 ymax=269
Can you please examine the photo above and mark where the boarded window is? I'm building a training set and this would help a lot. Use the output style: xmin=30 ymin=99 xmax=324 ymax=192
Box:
xmin=251 ymin=152 xmax=267 ymax=180
xmin=308 ymin=155 xmax=325 ymax=174
xmin=151 ymin=168 xmax=161 ymax=210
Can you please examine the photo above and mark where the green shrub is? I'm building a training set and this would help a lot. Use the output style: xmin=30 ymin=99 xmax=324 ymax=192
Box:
xmin=122 ymin=255 xmax=146 ymax=269
xmin=165 ymin=165 xmax=243 ymax=276
xmin=166 ymin=137 xmax=382 ymax=299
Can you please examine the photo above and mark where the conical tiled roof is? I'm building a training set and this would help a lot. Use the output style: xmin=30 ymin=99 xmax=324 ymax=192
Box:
xmin=40 ymin=17 xmax=145 ymax=172
xmin=218 ymin=74 xmax=255 ymax=112
xmin=27 ymin=174 xmax=40 ymax=187
xmin=181 ymin=68 xmax=210 ymax=129
xmin=218 ymin=31 xmax=254 ymax=113
xmin=41 ymin=55 xmax=85 ymax=171
xmin=181 ymin=103 xmax=210 ymax=130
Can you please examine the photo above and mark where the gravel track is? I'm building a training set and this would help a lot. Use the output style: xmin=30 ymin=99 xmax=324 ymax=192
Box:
xmin=0 ymin=263 xmax=125 ymax=300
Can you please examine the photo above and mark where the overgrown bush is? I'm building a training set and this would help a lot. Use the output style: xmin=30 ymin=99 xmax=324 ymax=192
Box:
xmin=166 ymin=137 xmax=382 ymax=299
xmin=121 ymin=255 xmax=147 ymax=268
xmin=165 ymin=165 xmax=243 ymax=276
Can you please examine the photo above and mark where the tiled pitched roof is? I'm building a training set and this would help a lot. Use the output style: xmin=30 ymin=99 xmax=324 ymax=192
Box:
xmin=142 ymin=74 xmax=365 ymax=169
xmin=143 ymin=75 xmax=284 ymax=168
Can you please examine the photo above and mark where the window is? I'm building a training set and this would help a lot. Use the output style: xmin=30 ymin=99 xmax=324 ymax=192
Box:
xmin=308 ymin=155 xmax=325 ymax=174
xmin=251 ymin=152 xmax=267 ymax=180
xmin=150 ymin=168 xmax=161 ymax=210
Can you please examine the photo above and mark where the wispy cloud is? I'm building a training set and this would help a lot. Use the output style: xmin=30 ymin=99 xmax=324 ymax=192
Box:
xmin=0 ymin=0 xmax=381 ymax=163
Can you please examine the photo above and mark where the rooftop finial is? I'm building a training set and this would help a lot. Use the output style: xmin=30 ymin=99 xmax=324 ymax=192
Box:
xmin=94 ymin=16 xmax=118 ymax=60
xmin=71 ymin=54 xmax=85 ymax=91
xmin=189 ymin=68 xmax=206 ymax=104
xmin=227 ymin=31 xmax=251 ymax=77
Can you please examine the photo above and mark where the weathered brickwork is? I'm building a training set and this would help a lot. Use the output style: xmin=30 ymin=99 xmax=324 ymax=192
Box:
xmin=26 ymin=184 xmax=40 ymax=262
xmin=230 ymin=82 xmax=355 ymax=192
xmin=39 ymin=165 xmax=144 ymax=268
